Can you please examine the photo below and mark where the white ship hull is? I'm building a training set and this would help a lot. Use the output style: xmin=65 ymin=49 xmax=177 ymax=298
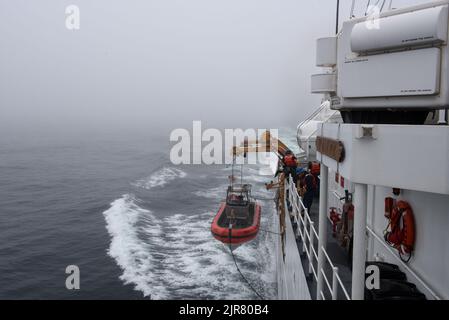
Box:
xmin=276 ymin=207 xmax=311 ymax=300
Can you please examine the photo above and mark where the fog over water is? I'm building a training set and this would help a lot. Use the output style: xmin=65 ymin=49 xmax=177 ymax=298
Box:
xmin=0 ymin=0 xmax=430 ymax=139
xmin=1 ymin=0 xmax=329 ymax=139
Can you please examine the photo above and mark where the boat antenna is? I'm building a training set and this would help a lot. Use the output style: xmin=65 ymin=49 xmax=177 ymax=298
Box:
xmin=231 ymin=154 xmax=235 ymax=188
xmin=335 ymin=0 xmax=340 ymax=34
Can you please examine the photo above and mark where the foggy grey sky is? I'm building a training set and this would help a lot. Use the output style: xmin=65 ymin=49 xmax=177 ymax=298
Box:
xmin=0 ymin=0 xmax=430 ymax=137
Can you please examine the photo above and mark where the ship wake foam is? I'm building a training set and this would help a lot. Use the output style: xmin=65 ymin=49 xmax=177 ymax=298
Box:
xmin=103 ymin=193 xmax=277 ymax=299
xmin=132 ymin=167 xmax=187 ymax=190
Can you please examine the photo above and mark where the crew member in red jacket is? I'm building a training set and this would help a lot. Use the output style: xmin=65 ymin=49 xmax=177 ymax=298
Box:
xmin=282 ymin=150 xmax=298 ymax=183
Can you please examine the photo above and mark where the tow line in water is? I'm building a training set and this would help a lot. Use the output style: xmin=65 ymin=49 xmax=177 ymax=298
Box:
xmin=228 ymin=225 xmax=265 ymax=300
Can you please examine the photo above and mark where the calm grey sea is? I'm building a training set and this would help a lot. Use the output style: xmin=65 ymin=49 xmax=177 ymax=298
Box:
xmin=0 ymin=131 xmax=282 ymax=299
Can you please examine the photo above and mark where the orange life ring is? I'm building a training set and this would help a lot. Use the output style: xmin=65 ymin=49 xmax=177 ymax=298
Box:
xmin=384 ymin=198 xmax=416 ymax=262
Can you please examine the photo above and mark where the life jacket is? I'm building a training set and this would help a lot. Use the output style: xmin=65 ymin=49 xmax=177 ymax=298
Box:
xmin=283 ymin=154 xmax=297 ymax=167
xmin=305 ymin=173 xmax=317 ymax=191
xmin=384 ymin=197 xmax=416 ymax=262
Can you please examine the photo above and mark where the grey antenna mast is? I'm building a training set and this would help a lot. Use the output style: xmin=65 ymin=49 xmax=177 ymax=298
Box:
xmin=336 ymin=0 xmax=340 ymax=34
xmin=365 ymin=0 xmax=371 ymax=15
xmin=350 ymin=0 xmax=356 ymax=18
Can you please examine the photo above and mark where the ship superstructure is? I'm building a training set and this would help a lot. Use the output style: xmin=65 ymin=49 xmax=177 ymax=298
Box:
xmin=276 ymin=0 xmax=449 ymax=300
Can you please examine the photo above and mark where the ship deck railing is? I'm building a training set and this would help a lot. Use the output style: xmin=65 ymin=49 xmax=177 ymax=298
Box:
xmin=288 ymin=176 xmax=442 ymax=300
xmin=285 ymin=176 xmax=351 ymax=300
xmin=296 ymin=102 xmax=340 ymax=159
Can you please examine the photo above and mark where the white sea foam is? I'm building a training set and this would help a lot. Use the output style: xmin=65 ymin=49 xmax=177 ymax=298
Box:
xmin=192 ymin=186 xmax=226 ymax=200
xmin=103 ymin=194 xmax=277 ymax=299
xmin=102 ymin=194 xmax=169 ymax=298
xmin=132 ymin=167 xmax=187 ymax=189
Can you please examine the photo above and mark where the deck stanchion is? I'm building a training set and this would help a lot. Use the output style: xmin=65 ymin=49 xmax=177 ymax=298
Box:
xmin=316 ymin=164 xmax=328 ymax=300
xmin=438 ymin=109 xmax=448 ymax=125
xmin=352 ymin=183 xmax=368 ymax=300
xmin=332 ymin=267 xmax=339 ymax=300
xmin=309 ymin=221 xmax=315 ymax=275
xmin=302 ymin=213 xmax=308 ymax=254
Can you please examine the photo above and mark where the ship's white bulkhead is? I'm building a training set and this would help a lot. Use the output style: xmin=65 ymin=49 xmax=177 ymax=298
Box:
xmin=309 ymin=0 xmax=449 ymax=300
xmin=318 ymin=123 xmax=449 ymax=299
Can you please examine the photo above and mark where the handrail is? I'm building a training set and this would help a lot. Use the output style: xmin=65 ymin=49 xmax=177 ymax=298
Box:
xmin=297 ymin=103 xmax=328 ymax=131
xmin=296 ymin=103 xmax=328 ymax=148
xmin=288 ymin=172 xmax=441 ymax=300
xmin=310 ymin=242 xmax=319 ymax=262
xmin=322 ymin=245 xmax=351 ymax=300
xmin=302 ymin=110 xmax=339 ymax=142
xmin=320 ymin=291 xmax=325 ymax=300
xmin=333 ymin=190 xmax=344 ymax=202
xmin=321 ymin=268 xmax=333 ymax=294
xmin=289 ymin=188 xmax=319 ymax=281
xmin=297 ymin=107 xmax=340 ymax=158
xmin=285 ymin=177 xmax=351 ymax=300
